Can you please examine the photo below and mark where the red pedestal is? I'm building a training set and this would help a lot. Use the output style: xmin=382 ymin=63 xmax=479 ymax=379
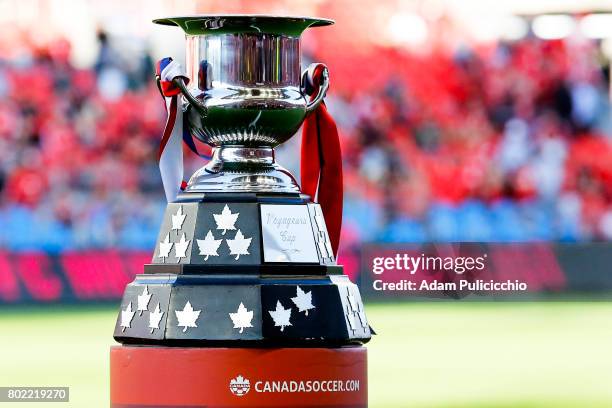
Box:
xmin=110 ymin=346 xmax=367 ymax=407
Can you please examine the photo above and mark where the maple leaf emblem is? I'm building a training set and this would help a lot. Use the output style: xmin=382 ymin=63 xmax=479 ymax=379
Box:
xmin=158 ymin=233 xmax=173 ymax=261
xmin=229 ymin=302 xmax=254 ymax=333
xmin=269 ymin=300 xmax=292 ymax=332
xmin=120 ymin=302 xmax=135 ymax=332
xmin=227 ymin=229 xmax=252 ymax=260
xmin=213 ymin=205 xmax=239 ymax=235
xmin=357 ymin=309 xmax=368 ymax=329
xmin=175 ymin=301 xmax=201 ymax=333
xmin=196 ymin=230 xmax=222 ymax=261
xmin=314 ymin=213 xmax=325 ymax=232
xmin=137 ymin=285 xmax=152 ymax=316
xmin=346 ymin=308 xmax=357 ymax=332
xmin=174 ymin=233 xmax=190 ymax=261
xmin=229 ymin=375 xmax=251 ymax=397
xmin=148 ymin=303 xmax=164 ymax=333
xmin=291 ymin=286 xmax=315 ymax=316
xmin=318 ymin=239 xmax=330 ymax=259
xmin=347 ymin=293 xmax=358 ymax=313
xmin=171 ymin=205 xmax=187 ymax=231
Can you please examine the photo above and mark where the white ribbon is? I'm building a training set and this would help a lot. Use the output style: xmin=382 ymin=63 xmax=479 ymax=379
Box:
xmin=158 ymin=60 xmax=187 ymax=202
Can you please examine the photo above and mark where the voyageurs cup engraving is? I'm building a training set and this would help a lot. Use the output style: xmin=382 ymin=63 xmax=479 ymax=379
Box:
xmin=266 ymin=212 xmax=308 ymax=244
xmin=261 ymin=205 xmax=319 ymax=263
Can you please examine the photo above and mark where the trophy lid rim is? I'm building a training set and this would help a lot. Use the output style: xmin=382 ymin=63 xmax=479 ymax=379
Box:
xmin=153 ymin=14 xmax=334 ymax=36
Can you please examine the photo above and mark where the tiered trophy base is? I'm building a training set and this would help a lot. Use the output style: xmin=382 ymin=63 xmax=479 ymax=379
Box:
xmin=113 ymin=192 xmax=372 ymax=345
xmin=110 ymin=345 xmax=367 ymax=407
xmin=111 ymin=192 xmax=371 ymax=406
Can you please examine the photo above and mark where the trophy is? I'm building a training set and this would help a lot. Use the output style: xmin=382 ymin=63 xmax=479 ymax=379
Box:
xmin=110 ymin=15 xmax=371 ymax=407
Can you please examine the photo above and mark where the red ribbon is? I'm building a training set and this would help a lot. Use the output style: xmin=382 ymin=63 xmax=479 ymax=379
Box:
xmin=301 ymin=64 xmax=343 ymax=257
xmin=157 ymin=96 xmax=177 ymax=162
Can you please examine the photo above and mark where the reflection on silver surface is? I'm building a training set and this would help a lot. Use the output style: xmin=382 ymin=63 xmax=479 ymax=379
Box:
xmin=181 ymin=32 xmax=313 ymax=149
xmin=159 ymin=16 xmax=333 ymax=193
xmin=186 ymin=34 xmax=301 ymax=89
xmin=186 ymin=146 xmax=300 ymax=193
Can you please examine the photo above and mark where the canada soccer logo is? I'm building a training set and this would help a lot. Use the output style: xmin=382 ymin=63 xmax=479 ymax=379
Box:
xmin=229 ymin=375 xmax=250 ymax=397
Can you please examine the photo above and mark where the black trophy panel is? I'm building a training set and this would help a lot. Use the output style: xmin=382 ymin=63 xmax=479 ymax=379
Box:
xmin=112 ymin=275 xmax=173 ymax=341
xmin=260 ymin=282 xmax=348 ymax=341
xmin=308 ymin=203 xmax=336 ymax=265
xmin=116 ymin=191 xmax=371 ymax=347
xmin=152 ymin=201 xmax=262 ymax=265
xmin=191 ymin=202 xmax=262 ymax=265
xmin=152 ymin=202 xmax=199 ymax=264
xmin=331 ymin=274 xmax=371 ymax=340
xmin=166 ymin=283 xmax=263 ymax=341
xmin=113 ymin=273 xmax=371 ymax=346
xmin=151 ymin=194 xmax=335 ymax=267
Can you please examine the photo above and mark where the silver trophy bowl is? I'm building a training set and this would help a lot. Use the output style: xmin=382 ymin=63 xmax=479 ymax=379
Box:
xmin=153 ymin=15 xmax=333 ymax=193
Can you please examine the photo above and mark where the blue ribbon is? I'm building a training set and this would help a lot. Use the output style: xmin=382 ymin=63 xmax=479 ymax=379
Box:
xmin=182 ymin=115 xmax=212 ymax=160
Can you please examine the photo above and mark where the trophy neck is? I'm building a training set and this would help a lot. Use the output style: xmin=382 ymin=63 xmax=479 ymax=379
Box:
xmin=215 ymin=146 xmax=275 ymax=165
xmin=185 ymin=146 xmax=301 ymax=193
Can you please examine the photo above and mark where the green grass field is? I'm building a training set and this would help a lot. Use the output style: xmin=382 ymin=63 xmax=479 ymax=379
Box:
xmin=0 ymin=302 xmax=611 ymax=407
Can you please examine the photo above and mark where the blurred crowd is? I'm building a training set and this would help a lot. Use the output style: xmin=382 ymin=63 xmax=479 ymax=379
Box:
xmin=0 ymin=32 xmax=166 ymax=251
xmin=1 ymin=29 xmax=612 ymax=251
xmin=335 ymin=37 xmax=612 ymax=244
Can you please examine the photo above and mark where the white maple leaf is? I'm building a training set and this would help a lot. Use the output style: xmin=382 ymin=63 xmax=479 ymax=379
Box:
xmin=346 ymin=308 xmax=357 ymax=332
xmin=137 ymin=285 xmax=152 ymax=316
xmin=213 ymin=205 xmax=239 ymax=235
xmin=158 ymin=233 xmax=173 ymax=261
xmin=347 ymin=294 xmax=358 ymax=313
xmin=291 ymin=286 xmax=315 ymax=316
xmin=324 ymin=240 xmax=334 ymax=260
xmin=318 ymin=239 xmax=331 ymax=259
xmin=175 ymin=301 xmax=201 ymax=333
xmin=355 ymin=299 xmax=368 ymax=328
xmin=120 ymin=302 xmax=135 ymax=332
xmin=314 ymin=214 xmax=325 ymax=232
xmin=174 ymin=233 xmax=190 ymax=261
xmin=149 ymin=303 xmax=164 ymax=333
xmin=357 ymin=310 xmax=368 ymax=329
xmin=171 ymin=205 xmax=187 ymax=231
xmin=229 ymin=302 xmax=254 ymax=333
xmin=269 ymin=300 xmax=292 ymax=332
xmin=196 ymin=230 xmax=222 ymax=261
xmin=227 ymin=229 xmax=252 ymax=260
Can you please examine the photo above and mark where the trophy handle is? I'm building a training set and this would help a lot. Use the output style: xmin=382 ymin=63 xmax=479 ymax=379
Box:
xmin=303 ymin=64 xmax=330 ymax=114
xmin=172 ymin=77 xmax=208 ymax=116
